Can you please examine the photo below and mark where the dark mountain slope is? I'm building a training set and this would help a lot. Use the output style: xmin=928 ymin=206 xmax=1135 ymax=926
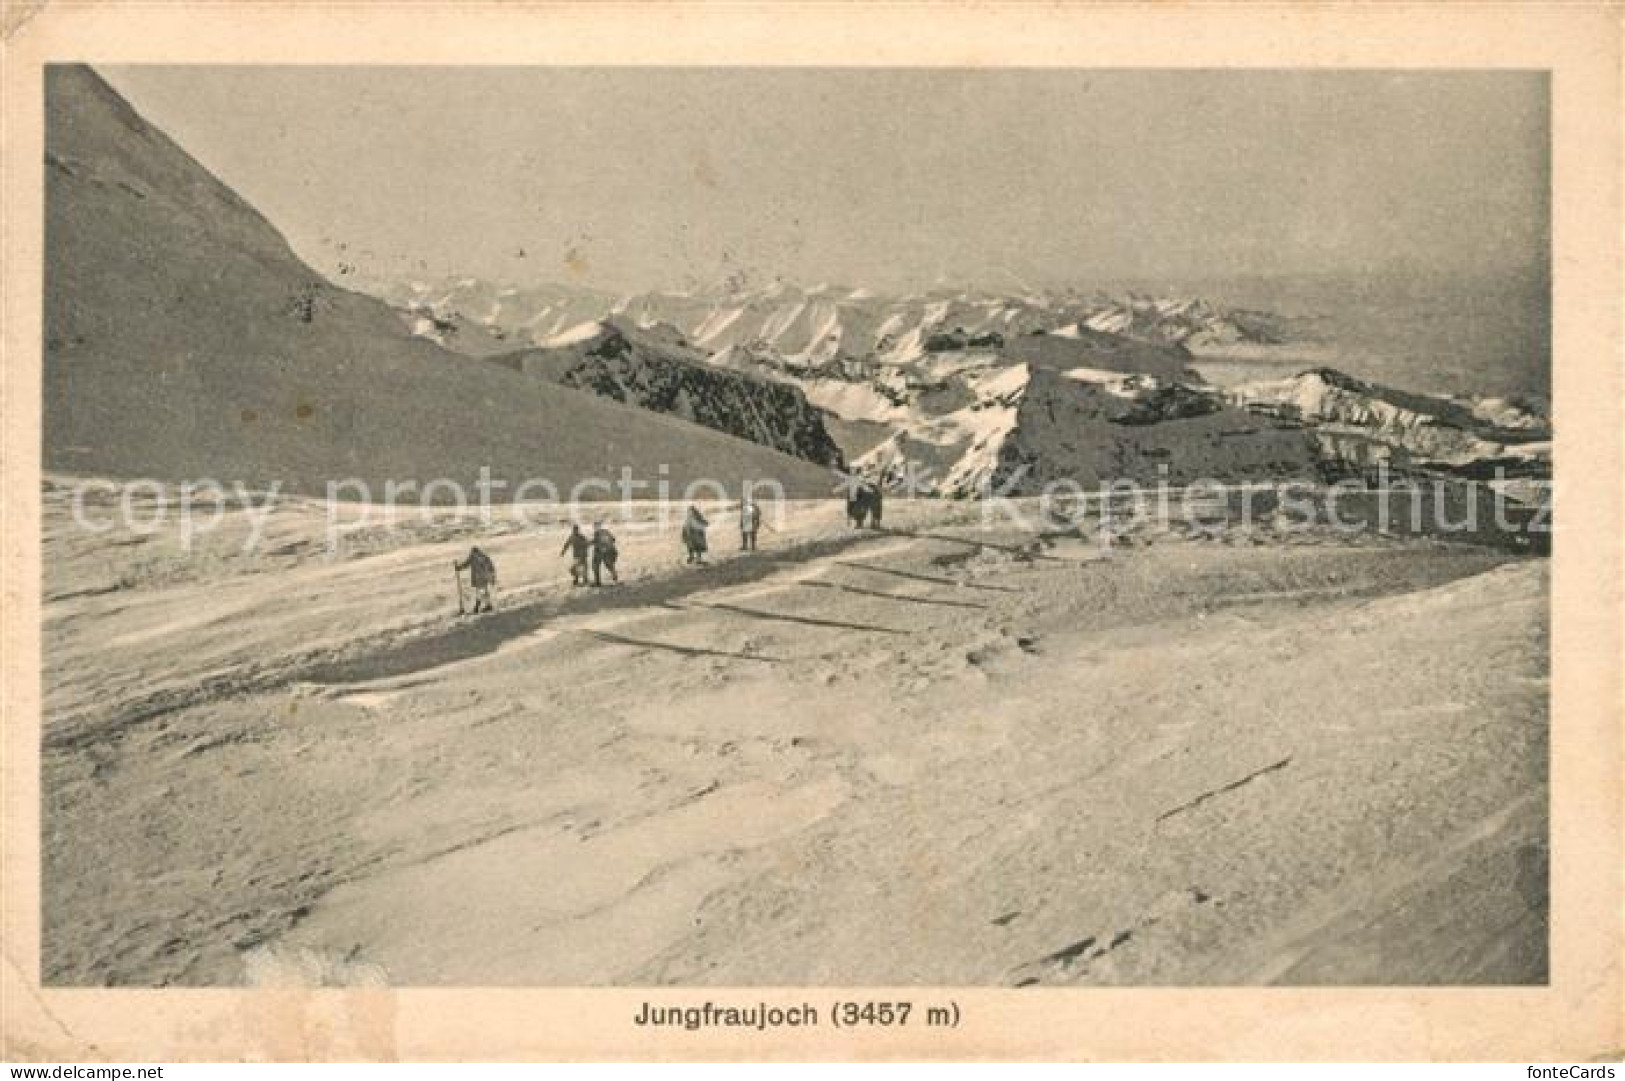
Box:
xmin=489 ymin=320 xmax=844 ymax=468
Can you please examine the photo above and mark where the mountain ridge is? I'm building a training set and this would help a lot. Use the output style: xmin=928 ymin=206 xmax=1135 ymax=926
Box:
xmin=485 ymin=318 xmax=846 ymax=468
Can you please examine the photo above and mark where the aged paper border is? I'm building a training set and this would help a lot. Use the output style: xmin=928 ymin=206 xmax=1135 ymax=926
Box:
xmin=2 ymin=1 xmax=1620 ymax=1062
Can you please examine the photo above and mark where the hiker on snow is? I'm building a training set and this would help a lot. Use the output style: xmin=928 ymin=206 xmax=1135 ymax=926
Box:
xmin=846 ymin=475 xmax=884 ymax=529
xmin=561 ymin=524 xmax=591 ymax=586
xmin=847 ymin=487 xmax=868 ymax=529
xmin=682 ymin=505 xmax=710 ymax=564
xmin=591 ymin=520 xmax=619 ymax=587
xmin=454 ymin=545 xmax=497 ymax=613
xmin=739 ymin=498 xmax=761 ymax=552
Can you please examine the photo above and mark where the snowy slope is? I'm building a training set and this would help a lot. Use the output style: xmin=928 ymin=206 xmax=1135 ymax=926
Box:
xmin=44 ymin=66 xmax=837 ymax=498
xmin=42 ymin=482 xmax=1548 ymax=987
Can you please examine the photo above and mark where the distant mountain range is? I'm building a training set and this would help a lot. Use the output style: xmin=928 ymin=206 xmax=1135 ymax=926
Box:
xmin=42 ymin=64 xmax=1550 ymax=509
xmin=379 ymin=276 xmax=1289 ymax=371
xmin=381 ymin=275 xmax=1550 ymax=498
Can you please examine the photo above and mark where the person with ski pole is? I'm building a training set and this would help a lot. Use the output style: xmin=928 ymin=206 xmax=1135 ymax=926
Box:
xmin=453 ymin=545 xmax=497 ymax=614
xmin=682 ymin=505 xmax=710 ymax=564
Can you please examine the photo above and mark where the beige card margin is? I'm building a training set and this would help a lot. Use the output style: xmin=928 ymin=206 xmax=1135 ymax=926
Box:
xmin=1 ymin=0 xmax=1619 ymax=1063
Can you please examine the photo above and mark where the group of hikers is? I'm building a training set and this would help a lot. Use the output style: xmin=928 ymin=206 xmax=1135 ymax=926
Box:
xmin=846 ymin=477 xmax=884 ymax=529
xmin=452 ymin=476 xmax=889 ymax=615
xmin=560 ymin=520 xmax=620 ymax=587
xmin=450 ymin=498 xmax=770 ymax=615
xmin=681 ymin=500 xmax=764 ymax=563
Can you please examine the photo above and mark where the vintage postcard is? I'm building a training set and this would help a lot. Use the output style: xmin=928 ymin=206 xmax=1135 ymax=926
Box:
xmin=1 ymin=0 xmax=1619 ymax=1063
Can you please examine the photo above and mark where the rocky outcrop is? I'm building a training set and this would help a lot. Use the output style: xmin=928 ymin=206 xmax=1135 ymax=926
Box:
xmin=396 ymin=305 xmax=518 ymax=357
xmin=491 ymin=321 xmax=846 ymax=469
xmin=924 ymin=328 xmax=1005 ymax=352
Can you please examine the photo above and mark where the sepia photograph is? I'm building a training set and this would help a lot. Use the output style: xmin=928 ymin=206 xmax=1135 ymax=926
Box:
xmin=36 ymin=62 xmax=1555 ymax=988
xmin=2 ymin=1 xmax=1620 ymax=1065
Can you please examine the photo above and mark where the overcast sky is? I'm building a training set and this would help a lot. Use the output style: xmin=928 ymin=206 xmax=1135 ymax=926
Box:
xmin=100 ymin=66 xmax=1548 ymax=294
